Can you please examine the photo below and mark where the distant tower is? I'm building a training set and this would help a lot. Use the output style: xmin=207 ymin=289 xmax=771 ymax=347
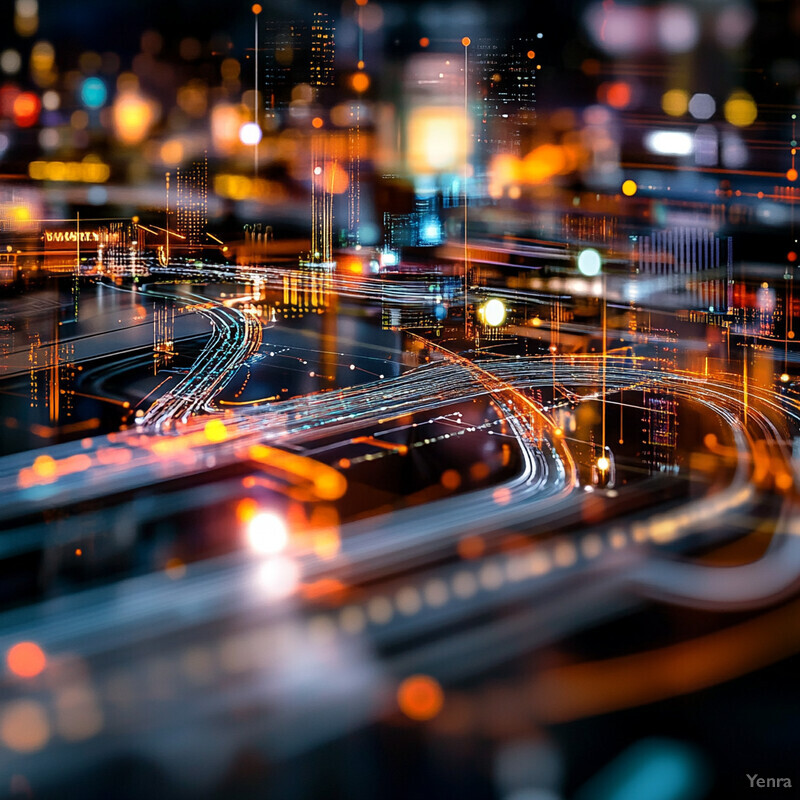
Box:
xmin=641 ymin=393 xmax=679 ymax=474
xmin=310 ymin=11 xmax=335 ymax=96
xmin=473 ymin=38 xmax=537 ymax=160
xmin=263 ymin=12 xmax=335 ymax=110
xmin=28 ymin=331 xmax=41 ymax=410
xmin=347 ymin=106 xmax=361 ymax=246
xmin=175 ymin=157 xmax=208 ymax=247
xmin=153 ymin=298 xmax=175 ymax=372
xmin=309 ymin=139 xmax=335 ymax=266
xmin=59 ymin=338 xmax=76 ymax=421
xmin=636 ymin=227 xmax=732 ymax=314
xmin=47 ymin=317 xmax=59 ymax=424
xmin=264 ymin=20 xmax=304 ymax=110
xmin=99 ymin=222 xmax=134 ymax=277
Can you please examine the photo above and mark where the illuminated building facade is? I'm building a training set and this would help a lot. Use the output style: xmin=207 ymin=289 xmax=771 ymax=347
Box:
xmin=28 ymin=332 xmax=40 ymax=411
xmin=562 ymin=213 xmax=618 ymax=246
xmin=98 ymin=222 xmax=147 ymax=277
xmin=472 ymin=38 xmax=537 ymax=160
xmin=636 ymin=227 xmax=733 ymax=313
xmin=384 ymin=195 xmax=443 ymax=250
xmin=641 ymin=393 xmax=679 ymax=474
xmin=263 ymin=12 xmax=335 ymax=111
xmin=153 ymin=299 xmax=176 ymax=372
xmin=26 ymin=313 xmax=78 ymax=424
xmin=0 ymin=252 xmax=17 ymax=285
xmin=175 ymin=157 xmax=208 ymax=247
xmin=262 ymin=266 xmax=331 ymax=320
xmin=380 ymin=273 xmax=457 ymax=330
xmin=347 ymin=110 xmax=362 ymax=247
xmin=305 ymin=136 xmax=339 ymax=268
xmin=310 ymin=12 xmax=335 ymax=93
xmin=263 ymin=21 xmax=305 ymax=110
xmin=729 ymin=282 xmax=781 ymax=338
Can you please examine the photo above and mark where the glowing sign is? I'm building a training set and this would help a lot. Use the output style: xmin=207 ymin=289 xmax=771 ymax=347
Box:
xmin=44 ymin=230 xmax=100 ymax=244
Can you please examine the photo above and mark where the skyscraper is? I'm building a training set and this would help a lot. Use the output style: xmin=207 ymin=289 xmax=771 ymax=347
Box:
xmin=263 ymin=12 xmax=335 ymax=111
xmin=175 ymin=157 xmax=208 ymax=247
xmin=472 ymin=38 xmax=537 ymax=160
xmin=310 ymin=11 xmax=335 ymax=94
xmin=641 ymin=393 xmax=679 ymax=474
xmin=636 ymin=227 xmax=733 ymax=313
xmin=263 ymin=20 xmax=304 ymax=110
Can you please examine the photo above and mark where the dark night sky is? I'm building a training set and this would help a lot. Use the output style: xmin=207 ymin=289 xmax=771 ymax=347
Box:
xmin=20 ymin=1 xmax=578 ymax=59
xmin=3 ymin=2 xmax=795 ymax=114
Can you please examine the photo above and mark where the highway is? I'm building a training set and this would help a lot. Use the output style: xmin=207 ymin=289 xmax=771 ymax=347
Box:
xmin=1 ymin=275 xmax=799 ymax=790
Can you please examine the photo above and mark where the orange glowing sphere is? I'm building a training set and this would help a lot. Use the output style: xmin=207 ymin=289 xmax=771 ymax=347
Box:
xmin=351 ymin=72 xmax=370 ymax=93
xmin=462 ymin=37 xmax=471 ymax=47
xmin=251 ymin=3 xmax=262 ymax=14
xmin=440 ymin=469 xmax=461 ymax=490
xmin=311 ymin=116 xmax=324 ymax=129
xmin=397 ymin=675 xmax=444 ymax=721
xmin=419 ymin=37 xmax=430 ymax=48
xmin=527 ymin=50 xmax=535 ymax=59
xmin=7 ymin=642 xmax=46 ymax=679
xmin=788 ymin=168 xmax=798 ymax=182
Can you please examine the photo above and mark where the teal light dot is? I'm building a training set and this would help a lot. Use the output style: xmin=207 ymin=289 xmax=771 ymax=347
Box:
xmin=80 ymin=77 xmax=107 ymax=109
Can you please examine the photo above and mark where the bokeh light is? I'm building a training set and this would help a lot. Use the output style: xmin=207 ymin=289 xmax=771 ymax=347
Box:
xmin=577 ymin=248 xmax=602 ymax=276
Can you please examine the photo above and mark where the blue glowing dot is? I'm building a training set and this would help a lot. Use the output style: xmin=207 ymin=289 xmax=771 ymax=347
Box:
xmin=80 ymin=77 xmax=107 ymax=109
xmin=87 ymin=186 xmax=108 ymax=205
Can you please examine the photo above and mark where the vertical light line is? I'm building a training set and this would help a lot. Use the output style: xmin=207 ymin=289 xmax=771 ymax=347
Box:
xmin=743 ymin=345 xmax=748 ymax=425
xmin=463 ymin=37 xmax=470 ymax=337
xmin=74 ymin=211 xmax=80 ymax=321
xmin=358 ymin=4 xmax=363 ymax=65
xmin=254 ymin=8 xmax=259 ymax=175
xmin=743 ymin=312 xmax=748 ymax=425
xmin=165 ymin=171 xmax=170 ymax=266
xmin=789 ymin=115 xmax=796 ymax=375
xmin=311 ymin=141 xmax=317 ymax=260
xmin=786 ymin=278 xmax=790 ymax=375
xmin=602 ymin=270 xmax=607 ymax=455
